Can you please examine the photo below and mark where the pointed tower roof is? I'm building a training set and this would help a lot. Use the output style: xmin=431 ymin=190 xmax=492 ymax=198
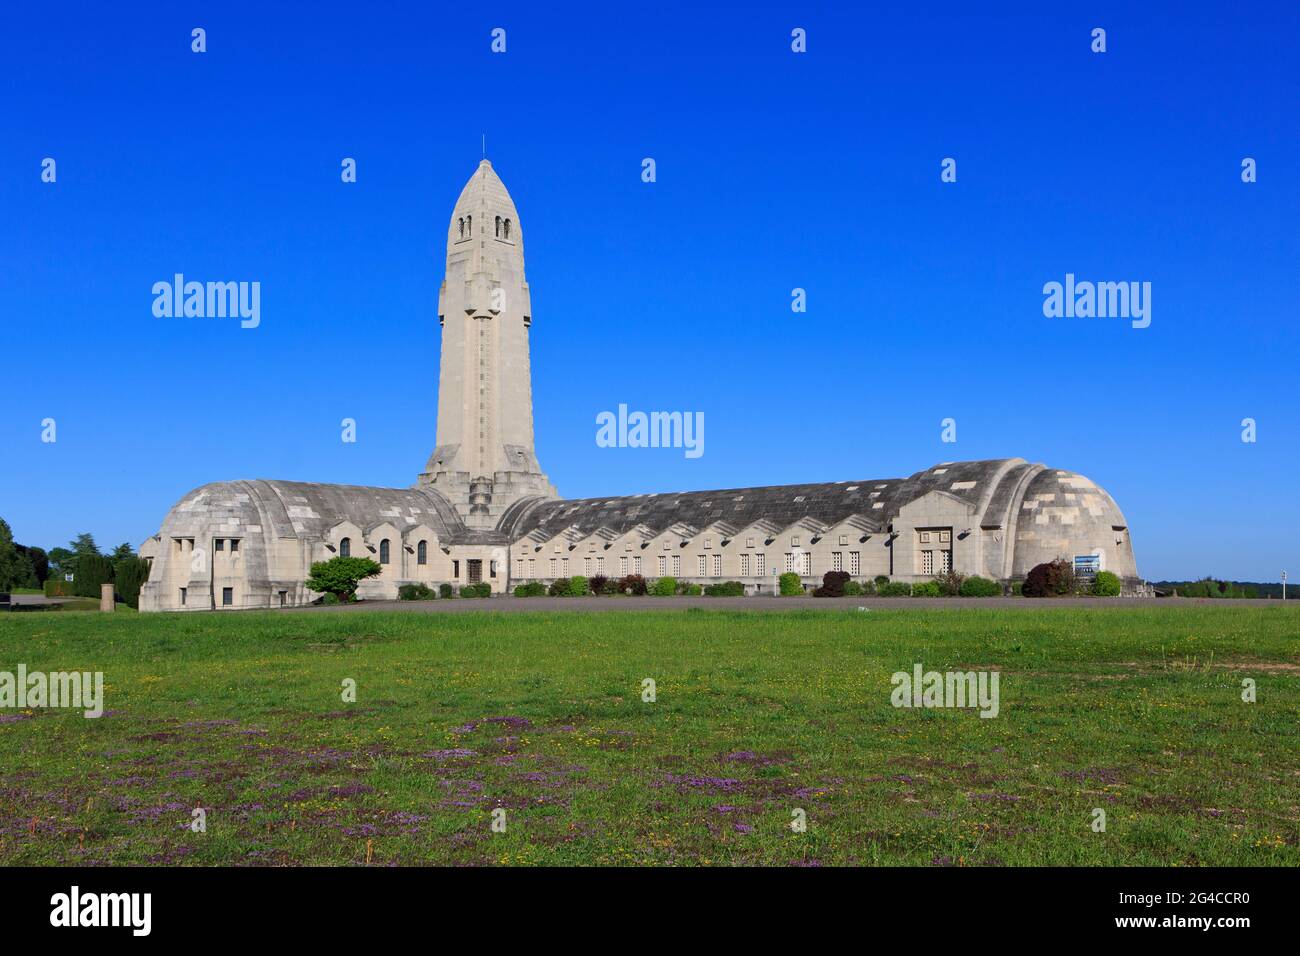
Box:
xmin=452 ymin=159 xmax=519 ymax=220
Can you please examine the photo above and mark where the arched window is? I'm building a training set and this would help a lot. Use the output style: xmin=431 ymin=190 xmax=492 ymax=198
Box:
xmin=465 ymin=214 xmax=471 ymax=235
xmin=417 ymin=540 xmax=427 ymax=565
xmin=379 ymin=539 xmax=390 ymax=565
xmin=503 ymin=219 xmax=511 ymax=240
xmin=339 ymin=537 xmax=351 ymax=558
xmin=457 ymin=217 xmax=464 ymax=239
xmin=495 ymin=215 xmax=502 ymax=237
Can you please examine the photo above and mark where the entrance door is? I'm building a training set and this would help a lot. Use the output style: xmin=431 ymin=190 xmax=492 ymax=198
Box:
xmin=467 ymin=559 xmax=483 ymax=584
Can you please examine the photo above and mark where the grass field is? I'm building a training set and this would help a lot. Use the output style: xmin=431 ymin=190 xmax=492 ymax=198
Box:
xmin=0 ymin=605 xmax=1296 ymax=866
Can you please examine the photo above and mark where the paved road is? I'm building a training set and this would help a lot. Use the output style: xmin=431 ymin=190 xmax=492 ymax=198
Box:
xmin=291 ymin=595 xmax=1296 ymax=614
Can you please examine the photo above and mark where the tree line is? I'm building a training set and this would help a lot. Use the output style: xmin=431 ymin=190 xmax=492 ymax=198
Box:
xmin=0 ymin=520 xmax=151 ymax=607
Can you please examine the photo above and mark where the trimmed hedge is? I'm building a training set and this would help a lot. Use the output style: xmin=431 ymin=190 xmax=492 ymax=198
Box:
xmin=513 ymin=581 xmax=546 ymax=597
xmin=567 ymin=575 xmax=590 ymax=597
xmin=878 ymin=582 xmax=911 ymax=597
xmin=548 ymin=577 xmax=571 ymax=597
xmin=679 ymin=582 xmax=702 ymax=596
xmin=704 ymin=580 xmax=746 ymax=597
xmin=459 ymin=582 xmax=491 ymax=598
xmin=74 ymin=554 xmax=114 ymax=598
xmin=398 ymin=583 xmax=436 ymax=601
xmin=843 ymin=580 xmax=863 ymax=596
xmin=778 ymin=572 xmax=803 ymax=596
xmin=43 ymin=578 xmax=73 ymax=598
xmin=959 ymin=575 xmax=1001 ymax=597
xmin=439 ymin=582 xmax=454 ymax=599
xmin=911 ymin=581 xmax=942 ymax=597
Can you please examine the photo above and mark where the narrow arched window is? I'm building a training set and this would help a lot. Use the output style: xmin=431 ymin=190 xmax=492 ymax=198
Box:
xmin=495 ymin=215 xmax=502 ymax=237
xmin=466 ymin=214 xmax=471 ymax=235
xmin=503 ymin=219 xmax=511 ymax=240
xmin=417 ymin=540 xmax=427 ymax=565
xmin=379 ymin=539 xmax=390 ymax=565
xmin=457 ymin=217 xmax=464 ymax=239
xmin=339 ymin=537 xmax=351 ymax=558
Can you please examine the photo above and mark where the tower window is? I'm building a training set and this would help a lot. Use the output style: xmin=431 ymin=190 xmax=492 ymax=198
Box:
xmin=495 ymin=215 xmax=502 ymax=237
xmin=503 ymin=218 xmax=512 ymax=240
xmin=339 ymin=537 xmax=351 ymax=558
xmin=457 ymin=217 xmax=464 ymax=239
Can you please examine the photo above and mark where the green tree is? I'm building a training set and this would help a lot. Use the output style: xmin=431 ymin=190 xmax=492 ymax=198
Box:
xmin=114 ymin=556 xmax=152 ymax=608
xmin=17 ymin=545 xmax=49 ymax=584
xmin=73 ymin=554 xmax=115 ymax=598
xmin=47 ymin=547 xmax=75 ymax=579
xmin=0 ymin=519 xmax=26 ymax=589
xmin=304 ymin=556 xmax=382 ymax=603
xmin=110 ymin=542 xmax=136 ymax=565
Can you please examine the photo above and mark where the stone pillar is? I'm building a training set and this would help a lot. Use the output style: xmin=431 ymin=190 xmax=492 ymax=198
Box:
xmin=100 ymin=583 xmax=115 ymax=612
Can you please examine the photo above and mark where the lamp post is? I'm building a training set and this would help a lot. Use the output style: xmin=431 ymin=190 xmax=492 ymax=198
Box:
xmin=1282 ymin=571 xmax=1287 ymax=601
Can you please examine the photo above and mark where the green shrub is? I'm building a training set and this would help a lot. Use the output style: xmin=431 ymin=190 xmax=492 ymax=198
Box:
xmin=567 ymin=576 xmax=590 ymax=597
xmin=704 ymin=580 xmax=746 ymax=596
xmin=1091 ymin=570 xmax=1122 ymax=596
xmin=438 ymin=582 xmax=454 ymax=599
xmin=319 ymin=592 xmax=340 ymax=605
xmin=398 ymin=583 xmax=435 ymax=601
xmin=843 ymin=580 xmax=863 ymax=596
xmin=911 ymin=580 xmax=942 ymax=597
xmin=651 ymin=576 xmax=677 ymax=596
xmin=778 ymin=572 xmax=803 ymax=596
xmin=1010 ymin=580 xmax=1024 ymax=596
xmin=548 ymin=577 xmax=571 ymax=597
xmin=878 ymin=582 xmax=911 ymax=597
xmin=459 ymin=585 xmax=476 ymax=598
xmin=305 ymin=556 xmax=382 ymax=603
xmin=513 ymin=581 xmax=546 ymax=597
xmin=874 ymin=575 xmax=890 ymax=589
xmin=679 ymin=582 xmax=702 ymax=596
xmin=114 ymin=556 xmax=152 ymax=608
xmin=589 ymin=575 xmax=609 ymax=595
xmin=959 ymin=575 xmax=1001 ymax=597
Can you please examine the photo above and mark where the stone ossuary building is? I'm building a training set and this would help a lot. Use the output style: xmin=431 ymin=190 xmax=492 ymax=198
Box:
xmin=138 ymin=161 xmax=1140 ymax=611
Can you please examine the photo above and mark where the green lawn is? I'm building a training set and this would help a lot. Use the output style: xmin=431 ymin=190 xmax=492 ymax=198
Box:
xmin=0 ymin=606 xmax=1296 ymax=866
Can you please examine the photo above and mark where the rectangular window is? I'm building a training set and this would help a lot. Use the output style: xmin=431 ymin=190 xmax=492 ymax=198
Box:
xmin=922 ymin=551 xmax=933 ymax=575
xmin=784 ymin=552 xmax=794 ymax=573
xmin=850 ymin=551 xmax=860 ymax=575
xmin=791 ymin=536 xmax=800 ymax=548
xmin=222 ymin=587 xmax=233 ymax=606
xmin=528 ymin=558 xmax=535 ymax=577
xmin=562 ymin=558 xmax=569 ymax=575
xmin=620 ymin=556 xmax=628 ymax=576
xmin=453 ymin=560 xmax=460 ymax=578
xmin=550 ymin=558 xmax=557 ymax=576
xmin=179 ymin=587 xmax=186 ymax=606
xmin=740 ymin=554 xmax=751 ymax=576
xmin=215 ymin=539 xmax=225 ymax=552
xmin=658 ymin=556 xmax=667 ymax=576
xmin=230 ymin=539 xmax=240 ymax=553
xmin=801 ymin=552 xmax=811 ymax=575
xmin=832 ymin=552 xmax=843 ymax=572
xmin=671 ymin=555 xmax=680 ymax=575
xmin=839 ymin=535 xmax=848 ymax=546
xmin=584 ymin=557 xmax=592 ymax=575
xmin=515 ymin=558 xmax=524 ymax=577
xmin=746 ymin=537 xmax=755 ymax=548
xmin=756 ymin=554 xmax=766 ymax=576
xmin=633 ymin=556 xmax=642 ymax=574
xmin=940 ymin=550 xmax=951 ymax=573
xmin=698 ymin=555 xmax=707 ymax=576
xmin=712 ymin=554 xmax=721 ymax=576
xmin=597 ymin=557 xmax=605 ymax=575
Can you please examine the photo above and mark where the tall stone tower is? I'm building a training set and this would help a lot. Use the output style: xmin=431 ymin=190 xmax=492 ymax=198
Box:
xmin=419 ymin=160 xmax=556 ymax=526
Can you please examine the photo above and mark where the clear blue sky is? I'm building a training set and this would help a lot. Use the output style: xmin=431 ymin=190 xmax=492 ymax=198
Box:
xmin=2 ymin=1 xmax=1296 ymax=581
